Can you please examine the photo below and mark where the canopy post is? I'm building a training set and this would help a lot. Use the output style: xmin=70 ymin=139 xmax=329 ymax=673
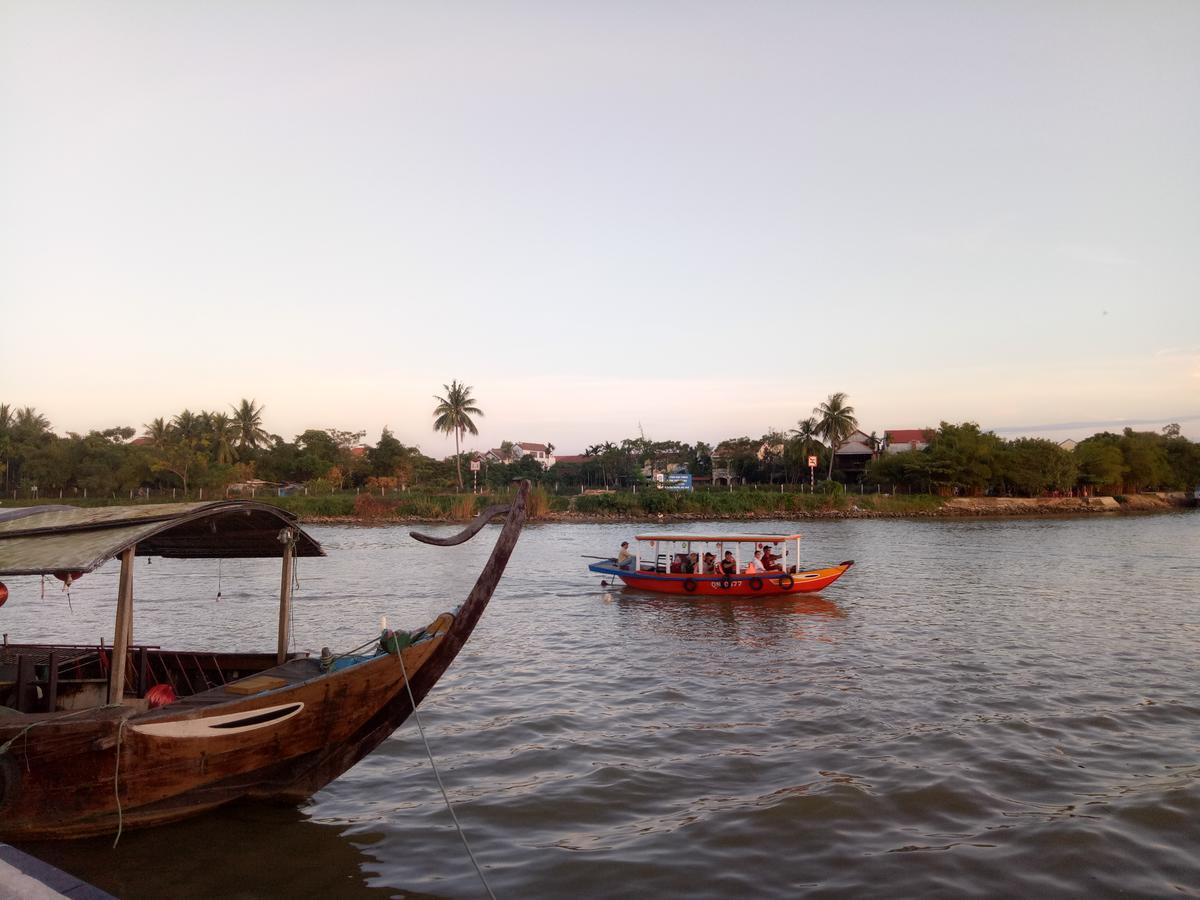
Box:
xmin=108 ymin=546 xmax=135 ymax=704
xmin=277 ymin=529 xmax=295 ymax=664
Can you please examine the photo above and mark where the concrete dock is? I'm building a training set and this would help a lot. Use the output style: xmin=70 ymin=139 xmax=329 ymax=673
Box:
xmin=0 ymin=845 xmax=113 ymax=899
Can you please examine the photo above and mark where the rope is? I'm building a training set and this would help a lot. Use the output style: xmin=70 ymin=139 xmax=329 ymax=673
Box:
xmin=112 ymin=717 xmax=127 ymax=847
xmin=0 ymin=707 xmax=96 ymax=765
xmin=396 ymin=648 xmax=496 ymax=900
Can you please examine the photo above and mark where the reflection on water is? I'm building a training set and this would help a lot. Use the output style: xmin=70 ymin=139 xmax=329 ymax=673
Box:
xmin=5 ymin=513 xmax=1200 ymax=897
xmin=21 ymin=804 xmax=408 ymax=899
xmin=609 ymin=591 xmax=845 ymax=648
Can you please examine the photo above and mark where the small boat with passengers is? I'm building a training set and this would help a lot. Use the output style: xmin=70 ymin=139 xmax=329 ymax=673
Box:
xmin=587 ymin=532 xmax=853 ymax=597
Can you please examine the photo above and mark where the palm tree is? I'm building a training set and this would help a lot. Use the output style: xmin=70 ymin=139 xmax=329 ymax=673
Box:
xmin=14 ymin=406 xmax=51 ymax=438
xmin=208 ymin=412 xmax=240 ymax=465
xmin=143 ymin=417 xmax=170 ymax=448
xmin=172 ymin=409 xmax=202 ymax=446
xmin=232 ymin=398 xmax=270 ymax=451
xmin=432 ymin=381 xmax=483 ymax=491
xmin=814 ymin=392 xmax=858 ymax=480
xmin=791 ymin=417 xmax=822 ymax=456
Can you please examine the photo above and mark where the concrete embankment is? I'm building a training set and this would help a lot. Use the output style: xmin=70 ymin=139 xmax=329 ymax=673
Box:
xmin=0 ymin=845 xmax=113 ymax=899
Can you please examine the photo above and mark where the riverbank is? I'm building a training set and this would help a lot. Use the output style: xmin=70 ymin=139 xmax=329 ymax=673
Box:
xmin=301 ymin=491 xmax=1193 ymax=524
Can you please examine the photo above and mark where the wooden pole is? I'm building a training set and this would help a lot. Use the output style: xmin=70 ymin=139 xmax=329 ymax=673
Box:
xmin=277 ymin=532 xmax=295 ymax=664
xmin=109 ymin=546 xmax=135 ymax=704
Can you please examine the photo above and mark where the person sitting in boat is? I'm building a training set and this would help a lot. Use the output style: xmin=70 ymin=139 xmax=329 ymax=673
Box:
xmin=719 ymin=551 xmax=737 ymax=575
xmin=616 ymin=541 xmax=636 ymax=570
xmin=679 ymin=553 xmax=696 ymax=574
xmin=744 ymin=550 xmax=765 ymax=574
xmin=702 ymin=552 xmax=717 ymax=574
xmin=761 ymin=545 xmax=783 ymax=572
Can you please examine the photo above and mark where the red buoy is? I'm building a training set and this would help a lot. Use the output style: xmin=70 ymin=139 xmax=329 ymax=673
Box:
xmin=0 ymin=582 xmax=8 ymax=607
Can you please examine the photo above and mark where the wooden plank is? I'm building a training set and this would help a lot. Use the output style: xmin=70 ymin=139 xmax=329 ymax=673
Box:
xmin=276 ymin=535 xmax=294 ymax=664
xmin=107 ymin=546 xmax=135 ymax=704
xmin=224 ymin=675 xmax=288 ymax=695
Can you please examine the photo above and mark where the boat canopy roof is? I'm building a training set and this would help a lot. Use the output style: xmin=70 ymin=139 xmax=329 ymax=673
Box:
xmin=0 ymin=501 xmax=324 ymax=576
xmin=633 ymin=533 xmax=802 ymax=543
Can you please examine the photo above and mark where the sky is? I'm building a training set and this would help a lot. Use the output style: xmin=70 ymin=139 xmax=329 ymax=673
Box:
xmin=2 ymin=1 xmax=1198 ymax=455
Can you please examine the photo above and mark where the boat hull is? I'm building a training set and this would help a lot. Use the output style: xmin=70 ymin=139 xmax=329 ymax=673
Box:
xmin=588 ymin=560 xmax=854 ymax=596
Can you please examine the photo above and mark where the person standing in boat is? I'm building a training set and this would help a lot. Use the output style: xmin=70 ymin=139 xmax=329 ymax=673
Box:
xmin=616 ymin=541 xmax=636 ymax=570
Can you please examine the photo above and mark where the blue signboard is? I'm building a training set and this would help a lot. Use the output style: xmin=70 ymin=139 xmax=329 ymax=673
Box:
xmin=664 ymin=473 xmax=693 ymax=491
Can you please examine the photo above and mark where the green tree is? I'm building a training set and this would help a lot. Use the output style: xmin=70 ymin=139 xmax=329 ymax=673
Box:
xmin=1001 ymin=438 xmax=1078 ymax=496
xmin=370 ymin=427 xmax=416 ymax=485
xmin=1118 ymin=428 xmax=1170 ymax=491
xmin=1074 ymin=436 xmax=1125 ymax=492
xmin=208 ymin=412 xmax=240 ymax=465
xmin=925 ymin=422 xmax=1004 ymax=495
xmin=432 ymin=381 xmax=483 ymax=491
xmin=232 ymin=398 xmax=270 ymax=451
xmin=814 ymin=392 xmax=858 ymax=480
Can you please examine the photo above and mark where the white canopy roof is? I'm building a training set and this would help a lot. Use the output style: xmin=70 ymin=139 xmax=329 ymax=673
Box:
xmin=633 ymin=533 xmax=802 ymax=543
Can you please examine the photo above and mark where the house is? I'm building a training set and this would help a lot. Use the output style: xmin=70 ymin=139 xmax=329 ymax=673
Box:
xmin=710 ymin=440 xmax=745 ymax=486
xmin=1058 ymin=439 xmax=1078 ymax=452
xmin=884 ymin=429 xmax=931 ymax=454
xmin=551 ymin=454 xmax=588 ymax=466
xmin=756 ymin=439 xmax=785 ymax=461
xmin=833 ymin=430 xmax=876 ymax=477
xmin=484 ymin=442 xmax=556 ymax=468
xmin=512 ymin=442 xmax=555 ymax=468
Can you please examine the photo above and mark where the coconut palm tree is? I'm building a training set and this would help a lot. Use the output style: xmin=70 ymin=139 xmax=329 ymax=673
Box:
xmin=172 ymin=409 xmax=203 ymax=446
xmin=208 ymin=412 xmax=240 ymax=465
xmin=432 ymin=381 xmax=483 ymax=491
xmin=790 ymin=416 xmax=823 ymax=457
xmin=143 ymin=417 xmax=170 ymax=448
xmin=814 ymin=392 xmax=858 ymax=480
xmin=232 ymin=398 xmax=270 ymax=451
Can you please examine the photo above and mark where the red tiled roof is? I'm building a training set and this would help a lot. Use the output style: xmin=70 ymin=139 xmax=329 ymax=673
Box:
xmin=553 ymin=454 xmax=587 ymax=465
xmin=886 ymin=429 xmax=928 ymax=443
xmin=517 ymin=442 xmax=549 ymax=452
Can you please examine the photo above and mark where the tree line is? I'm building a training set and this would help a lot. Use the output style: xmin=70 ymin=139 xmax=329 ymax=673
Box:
xmin=2 ymin=393 xmax=1198 ymax=500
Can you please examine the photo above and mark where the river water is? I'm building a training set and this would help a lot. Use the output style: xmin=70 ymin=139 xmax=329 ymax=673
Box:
xmin=6 ymin=512 xmax=1200 ymax=897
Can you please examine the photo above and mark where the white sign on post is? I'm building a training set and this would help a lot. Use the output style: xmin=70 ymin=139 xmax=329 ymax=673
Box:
xmin=807 ymin=455 xmax=818 ymax=468
xmin=470 ymin=460 xmax=481 ymax=472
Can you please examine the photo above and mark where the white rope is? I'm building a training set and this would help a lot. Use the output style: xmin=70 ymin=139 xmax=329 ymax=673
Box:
xmin=396 ymin=648 xmax=497 ymax=900
xmin=112 ymin=717 xmax=128 ymax=847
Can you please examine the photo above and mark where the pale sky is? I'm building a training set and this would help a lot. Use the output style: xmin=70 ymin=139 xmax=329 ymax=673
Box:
xmin=2 ymin=1 xmax=1198 ymax=454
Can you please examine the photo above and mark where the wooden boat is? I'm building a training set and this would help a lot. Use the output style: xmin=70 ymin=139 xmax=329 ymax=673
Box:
xmin=0 ymin=482 xmax=529 ymax=840
xmin=587 ymin=532 xmax=853 ymax=597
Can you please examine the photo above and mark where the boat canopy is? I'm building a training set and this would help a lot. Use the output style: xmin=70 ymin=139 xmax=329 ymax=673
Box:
xmin=633 ymin=533 xmax=802 ymax=543
xmin=0 ymin=501 xmax=324 ymax=577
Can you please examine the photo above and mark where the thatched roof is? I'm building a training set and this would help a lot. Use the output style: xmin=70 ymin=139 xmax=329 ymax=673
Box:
xmin=0 ymin=502 xmax=324 ymax=576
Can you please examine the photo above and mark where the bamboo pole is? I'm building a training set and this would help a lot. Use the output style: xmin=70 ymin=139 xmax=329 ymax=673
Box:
xmin=109 ymin=546 xmax=135 ymax=704
xmin=277 ymin=532 xmax=295 ymax=664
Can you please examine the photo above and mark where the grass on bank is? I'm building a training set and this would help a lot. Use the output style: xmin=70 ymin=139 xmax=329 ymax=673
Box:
xmin=0 ymin=488 xmax=948 ymax=520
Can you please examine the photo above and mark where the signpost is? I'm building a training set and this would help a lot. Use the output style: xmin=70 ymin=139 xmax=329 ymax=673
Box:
xmin=808 ymin=455 xmax=818 ymax=490
xmin=470 ymin=459 xmax=481 ymax=494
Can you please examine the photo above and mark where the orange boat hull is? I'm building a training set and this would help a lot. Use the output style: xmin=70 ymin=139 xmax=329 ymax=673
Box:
xmin=590 ymin=561 xmax=854 ymax=596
